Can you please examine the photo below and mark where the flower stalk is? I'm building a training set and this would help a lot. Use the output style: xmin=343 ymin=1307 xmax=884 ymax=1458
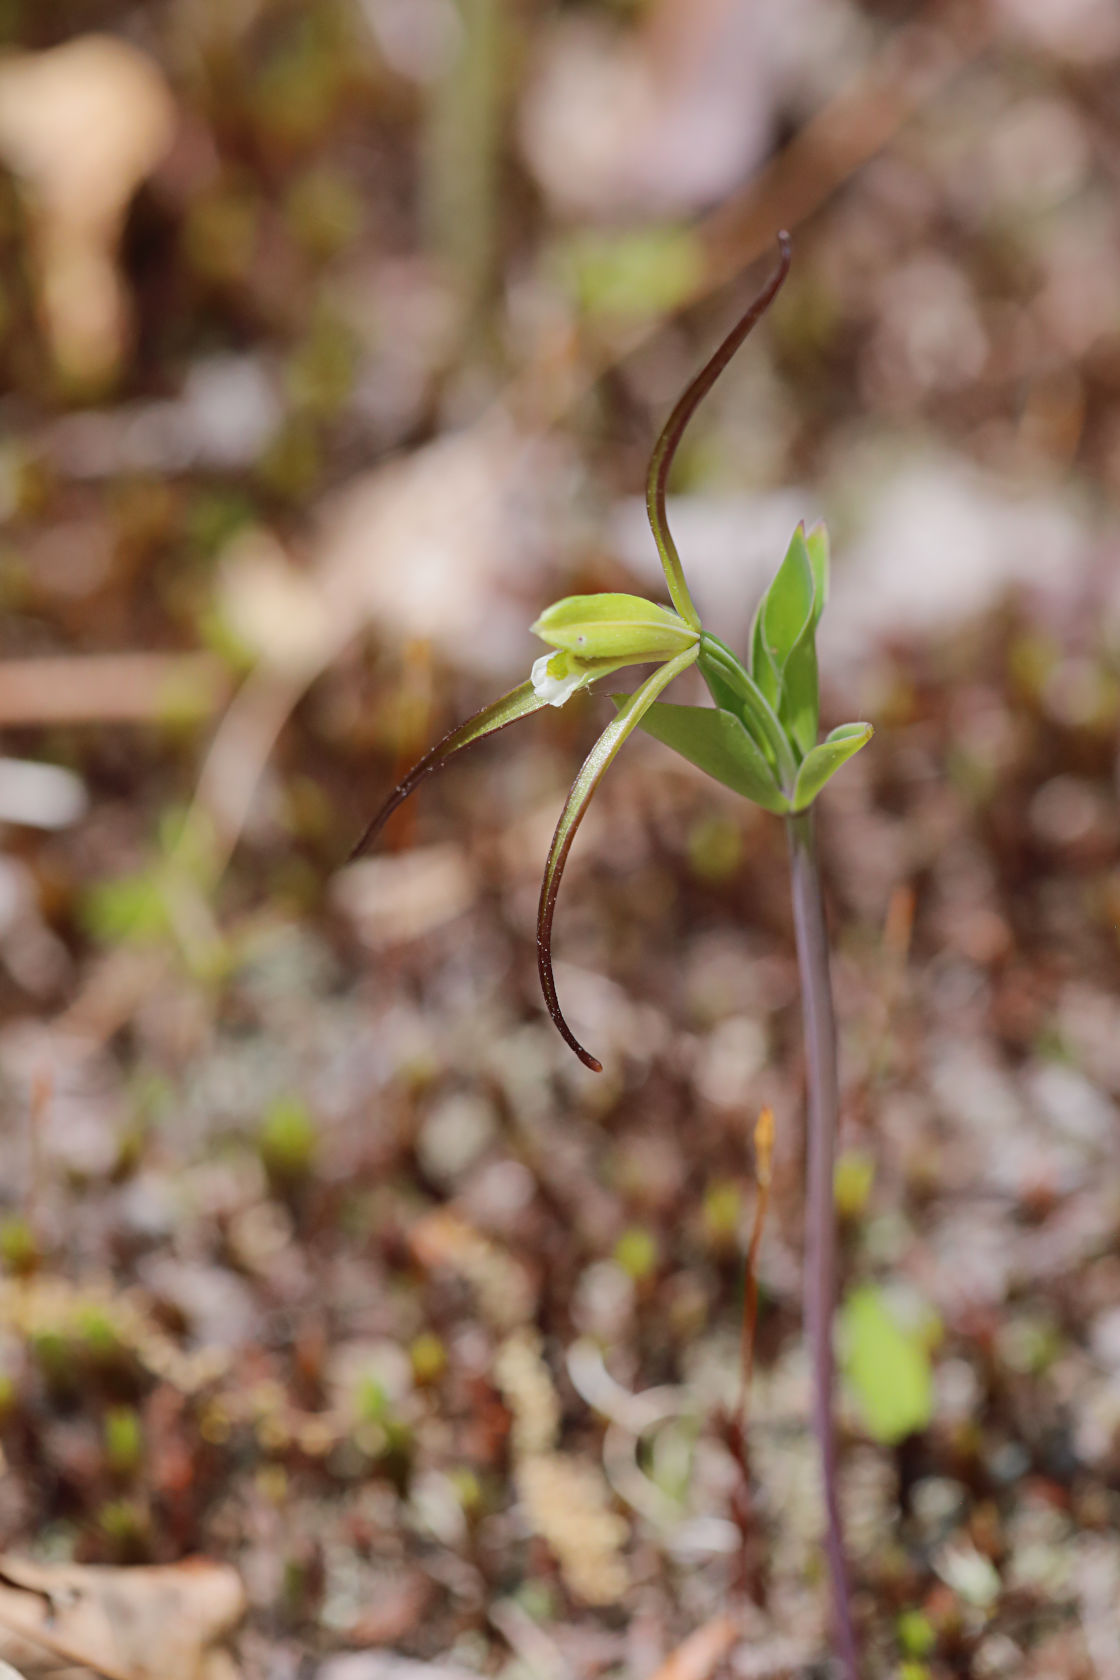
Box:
xmin=788 ymin=809 xmax=860 ymax=1680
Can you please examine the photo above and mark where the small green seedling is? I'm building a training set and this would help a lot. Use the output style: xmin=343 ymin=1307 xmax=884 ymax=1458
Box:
xmin=356 ymin=234 xmax=871 ymax=1677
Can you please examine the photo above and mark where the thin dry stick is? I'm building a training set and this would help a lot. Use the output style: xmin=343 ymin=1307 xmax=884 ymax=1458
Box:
xmin=696 ymin=2 xmax=995 ymax=289
xmin=26 ymin=1069 xmax=50 ymax=1241
xmin=738 ymin=1105 xmax=775 ymax=1431
xmin=0 ymin=653 xmax=227 ymax=727
xmin=513 ymin=0 xmax=994 ymax=441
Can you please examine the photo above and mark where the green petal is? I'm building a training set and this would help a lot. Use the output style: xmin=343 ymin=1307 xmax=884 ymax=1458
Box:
xmin=537 ymin=646 xmax=698 ymax=1070
xmin=790 ymin=722 xmax=873 ymax=812
xmin=613 ymin=696 xmax=788 ymax=814
xmin=350 ymin=681 xmax=550 ymax=858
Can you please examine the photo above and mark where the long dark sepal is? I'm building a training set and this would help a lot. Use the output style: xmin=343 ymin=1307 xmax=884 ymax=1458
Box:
xmin=645 ymin=232 xmax=793 ymax=631
xmin=536 ymin=648 xmax=698 ymax=1071
xmin=350 ymin=681 xmax=550 ymax=861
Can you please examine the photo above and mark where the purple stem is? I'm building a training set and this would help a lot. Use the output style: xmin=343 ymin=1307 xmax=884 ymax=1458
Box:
xmin=787 ymin=809 xmax=860 ymax=1680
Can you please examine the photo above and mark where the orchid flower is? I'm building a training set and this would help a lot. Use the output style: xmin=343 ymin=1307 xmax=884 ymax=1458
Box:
xmin=354 ymin=232 xmax=870 ymax=1075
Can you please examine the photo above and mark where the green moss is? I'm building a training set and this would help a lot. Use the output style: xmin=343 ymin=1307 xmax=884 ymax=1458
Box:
xmin=614 ymin=1226 xmax=659 ymax=1282
xmin=701 ymin=1180 xmax=742 ymax=1247
xmin=258 ymin=1095 xmax=318 ymax=1186
xmin=687 ymin=813 xmax=743 ymax=884
xmin=840 ymin=1286 xmax=934 ymax=1445
xmin=834 ymin=1151 xmax=875 ymax=1221
xmin=409 ymin=1332 xmax=447 ymax=1386
xmin=555 ymin=226 xmax=703 ymax=323
xmin=104 ymin=1407 xmax=144 ymax=1475
xmin=0 ymin=1216 xmax=38 ymax=1276
xmin=285 ymin=169 xmax=363 ymax=260
xmin=897 ymin=1609 xmax=936 ymax=1658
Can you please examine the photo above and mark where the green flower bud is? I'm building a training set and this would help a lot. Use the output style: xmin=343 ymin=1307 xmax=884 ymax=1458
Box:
xmin=530 ymin=593 xmax=699 ymax=708
xmin=531 ymin=593 xmax=699 ymax=660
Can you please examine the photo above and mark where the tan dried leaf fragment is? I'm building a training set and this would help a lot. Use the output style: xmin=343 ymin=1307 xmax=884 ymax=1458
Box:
xmin=516 ymin=1453 xmax=629 ymax=1607
xmin=0 ymin=36 xmax=175 ymax=385
xmin=496 ymin=1329 xmax=629 ymax=1607
xmin=646 ymin=1616 xmax=739 ymax=1680
xmin=0 ymin=1556 xmax=245 ymax=1680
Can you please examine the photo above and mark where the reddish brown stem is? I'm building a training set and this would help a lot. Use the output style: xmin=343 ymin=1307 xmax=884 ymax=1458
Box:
xmin=787 ymin=809 xmax=860 ymax=1680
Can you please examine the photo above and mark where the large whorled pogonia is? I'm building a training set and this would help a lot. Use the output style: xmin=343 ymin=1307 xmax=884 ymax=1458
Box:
xmin=355 ymin=232 xmax=874 ymax=1678
xmin=353 ymin=232 xmax=870 ymax=1074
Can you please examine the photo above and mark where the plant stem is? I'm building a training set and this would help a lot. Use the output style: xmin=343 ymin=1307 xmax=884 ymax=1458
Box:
xmin=787 ymin=809 xmax=860 ymax=1680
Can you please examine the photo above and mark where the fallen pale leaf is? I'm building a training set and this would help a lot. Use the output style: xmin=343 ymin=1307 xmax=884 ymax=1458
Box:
xmin=646 ymin=1616 xmax=740 ymax=1680
xmin=0 ymin=36 xmax=175 ymax=383
xmin=0 ymin=1555 xmax=245 ymax=1680
xmin=331 ymin=846 xmax=477 ymax=949
xmin=318 ymin=1659 xmax=480 ymax=1680
xmin=519 ymin=1 xmax=770 ymax=217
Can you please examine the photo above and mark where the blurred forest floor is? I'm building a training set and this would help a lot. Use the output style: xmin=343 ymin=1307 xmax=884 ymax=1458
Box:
xmin=1 ymin=1 xmax=1120 ymax=1677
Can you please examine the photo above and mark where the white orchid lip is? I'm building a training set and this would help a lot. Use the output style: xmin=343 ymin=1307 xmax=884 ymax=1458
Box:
xmin=531 ymin=651 xmax=589 ymax=708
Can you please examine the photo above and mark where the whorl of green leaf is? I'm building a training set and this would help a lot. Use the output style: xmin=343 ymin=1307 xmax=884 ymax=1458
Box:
xmin=612 ymin=695 xmax=789 ymax=813
xmin=791 ymin=723 xmax=873 ymax=811
xmin=751 ymin=524 xmax=820 ymax=759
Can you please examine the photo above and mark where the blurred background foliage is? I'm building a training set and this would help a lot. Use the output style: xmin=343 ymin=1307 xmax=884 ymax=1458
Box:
xmin=1 ymin=1 xmax=1120 ymax=1676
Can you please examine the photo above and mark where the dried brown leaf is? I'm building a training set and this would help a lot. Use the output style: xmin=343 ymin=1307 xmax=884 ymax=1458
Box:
xmin=646 ymin=1616 xmax=739 ymax=1680
xmin=0 ymin=1556 xmax=244 ymax=1680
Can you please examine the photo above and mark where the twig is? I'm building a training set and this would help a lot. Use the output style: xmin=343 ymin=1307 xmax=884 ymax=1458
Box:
xmin=512 ymin=0 xmax=994 ymax=443
xmin=696 ymin=2 xmax=995 ymax=289
xmin=25 ymin=1070 xmax=50 ymax=1245
xmin=0 ymin=654 xmax=228 ymax=726
xmin=786 ymin=809 xmax=859 ymax=1680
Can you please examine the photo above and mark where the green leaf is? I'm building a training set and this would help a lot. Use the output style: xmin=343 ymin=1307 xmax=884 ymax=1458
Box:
xmin=840 ymin=1285 xmax=934 ymax=1445
xmin=761 ymin=524 xmax=815 ymax=674
xmin=697 ymin=633 xmax=796 ymax=790
xmin=351 ymin=681 xmax=551 ymax=858
xmin=806 ymin=520 xmax=830 ymax=624
xmin=778 ymin=626 xmax=819 ymax=759
xmin=790 ymin=722 xmax=873 ymax=811
xmin=612 ymin=697 xmax=788 ymax=814
xmin=538 ymin=646 xmax=698 ymax=1071
xmin=749 ymin=602 xmax=780 ymax=708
